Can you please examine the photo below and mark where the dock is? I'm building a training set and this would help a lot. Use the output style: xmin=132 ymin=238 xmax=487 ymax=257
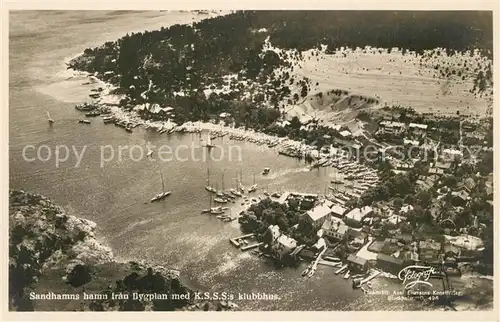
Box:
xmin=358 ymin=270 xmax=381 ymax=286
xmin=290 ymin=244 xmax=306 ymax=258
xmin=317 ymin=260 xmax=342 ymax=268
xmin=241 ymin=242 xmax=263 ymax=251
xmin=229 ymin=233 xmax=255 ymax=249
xmin=335 ymin=264 xmax=348 ymax=274
xmin=230 ymin=238 xmax=241 ymax=248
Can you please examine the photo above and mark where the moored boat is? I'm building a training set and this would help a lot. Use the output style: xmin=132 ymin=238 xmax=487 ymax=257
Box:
xmin=85 ymin=111 xmax=101 ymax=117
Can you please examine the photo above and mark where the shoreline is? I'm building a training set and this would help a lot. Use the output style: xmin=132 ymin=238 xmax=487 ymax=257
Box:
xmin=8 ymin=189 xmax=238 ymax=311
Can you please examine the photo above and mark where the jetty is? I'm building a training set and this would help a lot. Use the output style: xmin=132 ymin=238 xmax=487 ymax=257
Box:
xmin=358 ymin=270 xmax=381 ymax=287
xmin=317 ymin=260 xmax=342 ymax=268
xmin=335 ymin=264 xmax=348 ymax=274
xmin=241 ymin=242 xmax=263 ymax=251
xmin=230 ymin=233 xmax=255 ymax=248
xmin=305 ymin=246 xmax=327 ymax=278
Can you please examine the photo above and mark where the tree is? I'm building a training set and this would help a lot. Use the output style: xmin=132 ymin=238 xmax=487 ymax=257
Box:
xmin=416 ymin=190 xmax=432 ymax=207
xmin=393 ymin=197 xmax=404 ymax=210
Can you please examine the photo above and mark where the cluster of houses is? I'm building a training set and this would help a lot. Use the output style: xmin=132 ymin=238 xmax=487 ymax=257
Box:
xmin=377 ymin=117 xmax=487 ymax=150
xmin=260 ymin=192 xmax=486 ymax=276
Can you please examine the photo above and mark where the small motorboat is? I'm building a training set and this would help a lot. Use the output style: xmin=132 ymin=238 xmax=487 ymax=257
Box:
xmin=102 ymin=116 xmax=115 ymax=124
xmin=210 ymin=207 xmax=225 ymax=215
xmin=47 ymin=111 xmax=55 ymax=124
xmin=205 ymin=186 xmax=217 ymax=193
xmin=150 ymin=191 xmax=171 ymax=202
xmin=213 ymin=197 xmax=228 ymax=204
xmin=78 ymin=119 xmax=91 ymax=124
xmin=262 ymin=167 xmax=271 ymax=175
xmin=247 ymin=184 xmax=257 ymax=193
xmin=85 ymin=111 xmax=101 ymax=117
xmin=229 ymin=188 xmax=242 ymax=197
xmin=125 ymin=126 xmax=133 ymax=133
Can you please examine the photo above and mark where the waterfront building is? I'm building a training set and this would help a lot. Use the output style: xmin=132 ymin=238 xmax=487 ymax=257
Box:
xmin=271 ymin=235 xmax=298 ymax=260
xmin=330 ymin=204 xmax=347 ymax=218
xmin=346 ymin=254 xmax=368 ymax=273
xmin=305 ymin=203 xmax=332 ymax=228
xmin=376 ymin=253 xmax=405 ymax=274
xmin=321 ymin=219 xmax=349 ymax=241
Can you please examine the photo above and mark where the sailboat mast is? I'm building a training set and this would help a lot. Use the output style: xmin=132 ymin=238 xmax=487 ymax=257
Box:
xmin=221 ymin=170 xmax=225 ymax=191
xmin=160 ymin=170 xmax=165 ymax=192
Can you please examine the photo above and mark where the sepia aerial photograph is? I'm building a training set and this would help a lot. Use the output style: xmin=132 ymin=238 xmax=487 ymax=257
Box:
xmin=8 ymin=8 xmax=494 ymax=312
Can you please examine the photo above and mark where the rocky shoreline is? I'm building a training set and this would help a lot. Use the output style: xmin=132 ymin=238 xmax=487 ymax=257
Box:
xmin=8 ymin=190 xmax=237 ymax=311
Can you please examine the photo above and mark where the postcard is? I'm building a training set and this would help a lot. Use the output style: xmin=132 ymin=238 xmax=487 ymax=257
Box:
xmin=4 ymin=1 xmax=497 ymax=320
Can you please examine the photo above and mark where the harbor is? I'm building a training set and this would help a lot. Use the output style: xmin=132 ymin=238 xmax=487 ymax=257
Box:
xmin=9 ymin=10 xmax=493 ymax=312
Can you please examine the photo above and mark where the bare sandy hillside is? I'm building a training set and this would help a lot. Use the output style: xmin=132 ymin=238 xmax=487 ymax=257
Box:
xmin=280 ymin=46 xmax=492 ymax=124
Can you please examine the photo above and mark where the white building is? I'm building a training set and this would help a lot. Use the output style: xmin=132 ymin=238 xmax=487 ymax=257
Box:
xmin=408 ymin=123 xmax=428 ymax=136
xmin=344 ymin=206 xmax=373 ymax=226
xmin=271 ymin=235 xmax=298 ymax=259
xmin=322 ymin=219 xmax=349 ymax=240
xmin=306 ymin=203 xmax=332 ymax=227
xmin=378 ymin=121 xmax=406 ymax=135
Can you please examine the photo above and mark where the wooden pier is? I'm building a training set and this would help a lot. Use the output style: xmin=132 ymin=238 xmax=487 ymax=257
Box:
xmin=229 ymin=233 xmax=256 ymax=248
xmin=241 ymin=242 xmax=263 ymax=251
xmin=317 ymin=260 xmax=342 ymax=268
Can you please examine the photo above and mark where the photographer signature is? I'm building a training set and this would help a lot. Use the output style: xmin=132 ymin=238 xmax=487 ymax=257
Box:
xmin=398 ymin=265 xmax=439 ymax=290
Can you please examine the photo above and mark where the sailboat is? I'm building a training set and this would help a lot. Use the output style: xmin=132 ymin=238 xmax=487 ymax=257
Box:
xmin=248 ymin=172 xmax=257 ymax=193
xmin=205 ymin=167 xmax=217 ymax=193
xmin=146 ymin=147 xmax=154 ymax=158
xmin=230 ymin=175 xmax=243 ymax=197
xmin=203 ymin=134 xmax=215 ymax=148
xmin=201 ymin=194 xmax=226 ymax=214
xmin=47 ymin=111 xmax=55 ymax=124
xmin=150 ymin=169 xmax=171 ymax=202
xmin=238 ymin=170 xmax=245 ymax=193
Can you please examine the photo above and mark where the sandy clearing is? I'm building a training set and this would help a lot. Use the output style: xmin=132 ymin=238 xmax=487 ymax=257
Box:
xmin=284 ymin=47 xmax=492 ymax=121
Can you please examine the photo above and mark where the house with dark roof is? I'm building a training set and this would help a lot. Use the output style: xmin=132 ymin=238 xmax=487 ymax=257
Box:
xmin=376 ymin=253 xmax=405 ymax=274
xmin=451 ymin=190 xmax=470 ymax=206
xmin=347 ymin=254 xmax=368 ymax=273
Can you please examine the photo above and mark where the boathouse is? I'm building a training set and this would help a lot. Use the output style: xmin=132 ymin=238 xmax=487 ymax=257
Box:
xmin=346 ymin=254 xmax=368 ymax=274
